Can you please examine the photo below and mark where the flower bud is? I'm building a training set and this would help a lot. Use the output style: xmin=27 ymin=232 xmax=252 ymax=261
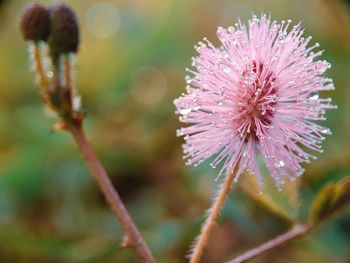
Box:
xmin=20 ymin=2 xmax=51 ymax=41
xmin=49 ymin=4 xmax=79 ymax=55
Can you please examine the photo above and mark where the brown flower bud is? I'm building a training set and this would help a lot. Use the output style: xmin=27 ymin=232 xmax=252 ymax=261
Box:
xmin=49 ymin=3 xmax=79 ymax=55
xmin=20 ymin=2 xmax=51 ymax=41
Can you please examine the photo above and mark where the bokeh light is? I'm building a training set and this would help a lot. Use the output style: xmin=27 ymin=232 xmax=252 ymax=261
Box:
xmin=129 ymin=66 xmax=167 ymax=105
xmin=86 ymin=2 xmax=121 ymax=38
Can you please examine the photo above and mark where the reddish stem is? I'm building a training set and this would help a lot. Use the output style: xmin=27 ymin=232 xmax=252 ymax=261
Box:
xmin=69 ymin=123 xmax=156 ymax=263
xmin=190 ymin=163 xmax=239 ymax=263
xmin=227 ymin=224 xmax=312 ymax=263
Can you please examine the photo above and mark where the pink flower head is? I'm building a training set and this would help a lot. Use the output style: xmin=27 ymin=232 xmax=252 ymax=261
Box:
xmin=174 ymin=14 xmax=336 ymax=190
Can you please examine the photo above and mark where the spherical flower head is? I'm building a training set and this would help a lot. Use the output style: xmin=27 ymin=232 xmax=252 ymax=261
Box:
xmin=174 ymin=14 xmax=336 ymax=190
xmin=20 ymin=2 xmax=51 ymax=42
xmin=49 ymin=3 xmax=80 ymax=55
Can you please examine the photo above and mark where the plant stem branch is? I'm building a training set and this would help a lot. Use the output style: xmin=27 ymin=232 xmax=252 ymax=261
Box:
xmin=227 ymin=224 xmax=312 ymax=263
xmin=190 ymin=167 xmax=238 ymax=263
xmin=68 ymin=124 xmax=156 ymax=263
xmin=32 ymin=43 xmax=48 ymax=93
xmin=63 ymin=56 xmax=72 ymax=91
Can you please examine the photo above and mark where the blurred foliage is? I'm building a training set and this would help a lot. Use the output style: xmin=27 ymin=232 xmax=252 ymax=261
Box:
xmin=0 ymin=0 xmax=350 ymax=262
xmin=310 ymin=176 xmax=350 ymax=224
xmin=240 ymin=172 xmax=301 ymax=223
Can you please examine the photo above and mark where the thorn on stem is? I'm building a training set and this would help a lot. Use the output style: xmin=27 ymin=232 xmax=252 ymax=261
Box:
xmin=120 ymin=235 xmax=134 ymax=249
xmin=51 ymin=121 xmax=68 ymax=133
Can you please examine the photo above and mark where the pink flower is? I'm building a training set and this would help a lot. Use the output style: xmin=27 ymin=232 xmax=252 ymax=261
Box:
xmin=174 ymin=14 xmax=336 ymax=190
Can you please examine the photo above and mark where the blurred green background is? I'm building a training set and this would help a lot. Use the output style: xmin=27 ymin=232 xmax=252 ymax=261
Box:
xmin=0 ymin=0 xmax=350 ymax=262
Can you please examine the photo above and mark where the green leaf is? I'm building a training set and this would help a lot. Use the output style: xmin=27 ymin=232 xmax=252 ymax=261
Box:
xmin=309 ymin=176 xmax=350 ymax=224
xmin=240 ymin=172 xmax=301 ymax=222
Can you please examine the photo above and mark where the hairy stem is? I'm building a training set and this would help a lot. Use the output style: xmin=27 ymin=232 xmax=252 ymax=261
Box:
xmin=68 ymin=124 xmax=156 ymax=263
xmin=190 ymin=169 xmax=237 ymax=263
xmin=62 ymin=55 xmax=72 ymax=91
xmin=227 ymin=223 xmax=312 ymax=263
xmin=32 ymin=43 xmax=48 ymax=92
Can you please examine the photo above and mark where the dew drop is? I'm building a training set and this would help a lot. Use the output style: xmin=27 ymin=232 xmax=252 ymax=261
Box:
xmin=309 ymin=94 xmax=319 ymax=100
xmin=321 ymin=128 xmax=331 ymax=134
xmin=176 ymin=129 xmax=184 ymax=137
xmin=47 ymin=71 xmax=53 ymax=78
xmin=179 ymin=108 xmax=191 ymax=115
xmin=278 ymin=160 xmax=285 ymax=167
xmin=241 ymin=69 xmax=257 ymax=85
xmin=218 ymin=61 xmax=231 ymax=74
xmin=314 ymin=61 xmax=328 ymax=74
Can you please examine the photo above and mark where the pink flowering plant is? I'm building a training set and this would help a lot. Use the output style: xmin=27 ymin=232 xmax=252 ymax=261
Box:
xmin=19 ymin=1 xmax=350 ymax=262
xmin=175 ymin=14 xmax=344 ymax=263
xmin=175 ymin=14 xmax=335 ymax=189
